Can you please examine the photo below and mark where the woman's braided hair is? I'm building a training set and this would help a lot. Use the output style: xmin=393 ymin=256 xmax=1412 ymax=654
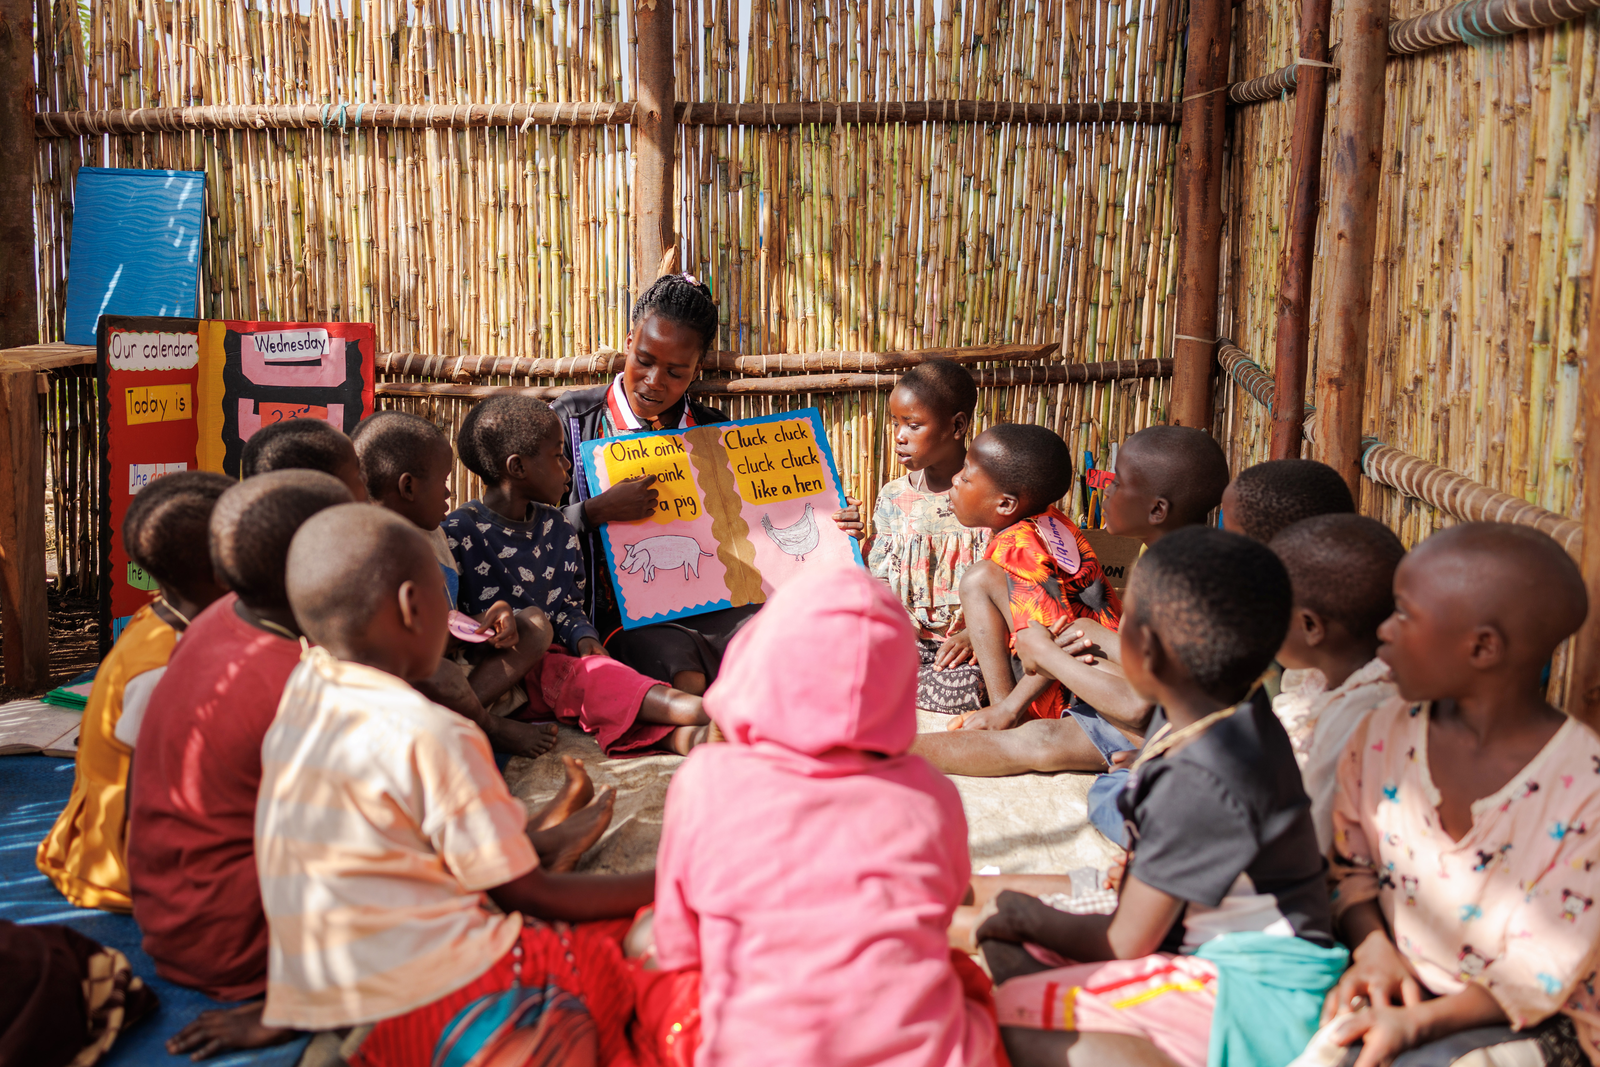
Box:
xmin=632 ymin=272 xmax=719 ymax=357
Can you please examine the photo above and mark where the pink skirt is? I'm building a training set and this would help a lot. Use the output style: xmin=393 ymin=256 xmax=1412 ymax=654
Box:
xmin=992 ymin=952 xmax=1218 ymax=1067
xmin=520 ymin=647 xmax=675 ymax=756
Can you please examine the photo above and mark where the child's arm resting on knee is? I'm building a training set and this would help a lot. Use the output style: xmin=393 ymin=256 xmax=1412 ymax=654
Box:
xmin=1015 ymin=623 xmax=1151 ymax=732
xmin=976 ymin=878 xmax=1184 ymax=963
xmin=489 ymin=865 xmax=654 ymax=923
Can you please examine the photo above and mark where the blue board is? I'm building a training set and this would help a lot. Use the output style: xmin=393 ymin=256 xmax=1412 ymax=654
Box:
xmin=63 ymin=168 xmax=205 ymax=345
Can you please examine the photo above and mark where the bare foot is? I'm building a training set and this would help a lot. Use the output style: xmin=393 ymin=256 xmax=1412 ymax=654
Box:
xmin=528 ymin=755 xmax=595 ymax=831
xmin=666 ymin=723 xmax=714 ymax=755
xmin=486 ymin=718 xmax=559 ymax=758
xmin=529 ymin=786 xmax=616 ymax=871
xmin=955 ymin=705 xmax=1018 ymax=732
xmin=166 ymin=1002 xmax=298 ymax=1061
xmin=706 ymin=719 xmax=726 ymax=744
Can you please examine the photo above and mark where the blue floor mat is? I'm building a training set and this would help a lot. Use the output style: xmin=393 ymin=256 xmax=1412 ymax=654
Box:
xmin=0 ymin=755 xmax=311 ymax=1067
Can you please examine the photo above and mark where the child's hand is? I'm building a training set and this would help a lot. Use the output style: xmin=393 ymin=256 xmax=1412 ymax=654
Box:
xmin=831 ymin=497 xmax=866 ymax=540
xmin=1108 ymin=749 xmax=1138 ymax=770
xmin=476 ymin=601 xmax=519 ymax=649
xmin=974 ymin=889 xmax=1049 ymax=945
xmin=933 ymin=630 xmax=974 ymax=669
xmin=1104 ymin=855 xmax=1127 ymax=891
xmin=1323 ymin=933 xmax=1423 ymax=1023
xmin=1334 ymin=1005 xmax=1424 ymax=1067
xmin=576 ymin=636 xmax=610 ymax=658
xmin=585 ymin=475 xmax=659 ymax=525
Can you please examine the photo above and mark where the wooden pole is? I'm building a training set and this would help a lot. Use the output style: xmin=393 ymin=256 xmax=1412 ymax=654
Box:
xmin=632 ymin=0 xmax=675 ymax=296
xmin=1171 ymin=0 xmax=1232 ymax=430
xmin=1313 ymin=0 xmax=1388 ymax=495
xmin=0 ymin=0 xmax=47 ymax=691
xmin=1566 ymin=168 xmax=1600 ymax=729
xmin=1271 ymin=0 xmax=1333 ymax=458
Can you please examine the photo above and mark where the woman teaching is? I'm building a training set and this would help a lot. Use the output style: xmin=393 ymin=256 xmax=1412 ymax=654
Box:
xmin=553 ymin=274 xmax=758 ymax=694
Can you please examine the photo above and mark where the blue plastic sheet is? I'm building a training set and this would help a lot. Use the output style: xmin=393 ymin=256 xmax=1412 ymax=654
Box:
xmin=63 ymin=168 xmax=205 ymax=345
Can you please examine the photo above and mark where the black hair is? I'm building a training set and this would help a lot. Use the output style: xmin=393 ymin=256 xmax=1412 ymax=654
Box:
xmin=351 ymin=411 xmax=451 ymax=501
xmin=456 ymin=393 xmax=562 ymax=483
xmin=210 ymin=469 xmax=353 ymax=607
xmin=895 ymin=359 xmax=978 ymax=423
xmin=631 ymin=273 xmax=719 ymax=356
xmin=287 ymin=504 xmax=437 ymax=647
xmin=1271 ymin=514 xmax=1406 ymax=640
xmin=1121 ymin=425 xmax=1231 ymax=525
xmin=1127 ymin=526 xmax=1292 ymax=704
xmin=123 ymin=470 xmax=235 ymax=597
xmin=240 ymin=419 xmax=357 ymax=480
xmin=1229 ymin=459 xmax=1355 ymax=543
xmin=973 ymin=423 xmax=1074 ymax=514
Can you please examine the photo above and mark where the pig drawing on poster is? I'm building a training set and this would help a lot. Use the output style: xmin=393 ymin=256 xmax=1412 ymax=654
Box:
xmin=580 ymin=407 xmax=864 ymax=629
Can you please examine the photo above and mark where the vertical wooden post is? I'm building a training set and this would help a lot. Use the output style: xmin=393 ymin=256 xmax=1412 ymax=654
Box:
xmin=1565 ymin=171 xmax=1600 ymax=730
xmin=0 ymin=0 xmax=47 ymax=690
xmin=1313 ymin=0 xmax=1387 ymax=496
xmin=0 ymin=368 xmax=48 ymax=691
xmin=1270 ymin=0 xmax=1333 ymax=459
xmin=1170 ymin=0 xmax=1232 ymax=430
xmin=632 ymin=0 xmax=676 ymax=294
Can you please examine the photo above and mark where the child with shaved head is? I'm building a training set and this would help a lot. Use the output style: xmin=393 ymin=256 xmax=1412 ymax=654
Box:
xmin=1269 ymin=514 xmax=1405 ymax=851
xmin=1325 ymin=523 xmax=1600 ymax=1067
xmin=257 ymin=505 xmax=652 ymax=1065
xmin=240 ymin=418 xmax=368 ymax=502
xmin=1222 ymin=458 xmax=1354 ymax=544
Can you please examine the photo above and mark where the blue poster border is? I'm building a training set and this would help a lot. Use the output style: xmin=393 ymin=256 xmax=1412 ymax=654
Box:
xmin=578 ymin=406 xmax=865 ymax=629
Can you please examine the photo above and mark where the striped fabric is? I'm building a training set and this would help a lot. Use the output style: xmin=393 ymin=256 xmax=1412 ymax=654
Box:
xmin=256 ymin=647 xmax=538 ymax=1031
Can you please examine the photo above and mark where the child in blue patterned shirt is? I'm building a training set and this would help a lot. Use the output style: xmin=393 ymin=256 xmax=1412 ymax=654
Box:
xmin=444 ymin=394 xmax=714 ymax=756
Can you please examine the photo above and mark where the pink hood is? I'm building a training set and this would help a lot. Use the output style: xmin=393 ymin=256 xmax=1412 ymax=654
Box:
xmin=705 ymin=565 xmax=918 ymax=758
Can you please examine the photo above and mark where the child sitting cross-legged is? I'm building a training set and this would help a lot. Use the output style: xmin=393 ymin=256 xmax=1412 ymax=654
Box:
xmin=444 ymin=393 xmax=713 ymax=756
xmin=1323 ymin=522 xmax=1600 ymax=1067
xmin=36 ymin=470 xmax=233 ymax=912
xmin=1222 ymin=457 xmax=1354 ymax=544
xmin=260 ymin=504 xmax=654 ymax=1067
xmin=240 ymin=417 xmax=369 ymax=501
xmin=352 ymin=410 xmax=558 ymax=757
xmin=975 ymin=527 xmax=1348 ymax=1067
xmin=646 ymin=565 xmax=1005 ymax=1067
xmin=1268 ymin=513 xmax=1405 ymax=852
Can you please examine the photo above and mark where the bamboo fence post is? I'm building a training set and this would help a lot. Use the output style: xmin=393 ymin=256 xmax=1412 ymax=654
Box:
xmin=1271 ymin=0 xmax=1332 ymax=459
xmin=1171 ymin=0 xmax=1231 ymax=430
xmin=1313 ymin=0 xmax=1387 ymax=495
xmin=633 ymin=0 xmax=675 ymax=295
xmin=1568 ymin=165 xmax=1600 ymax=729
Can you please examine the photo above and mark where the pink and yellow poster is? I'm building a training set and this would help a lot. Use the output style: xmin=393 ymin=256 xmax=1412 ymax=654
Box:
xmin=579 ymin=408 xmax=863 ymax=628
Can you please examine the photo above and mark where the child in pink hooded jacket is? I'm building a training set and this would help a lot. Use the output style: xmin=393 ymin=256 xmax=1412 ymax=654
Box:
xmin=650 ymin=565 xmax=1000 ymax=1067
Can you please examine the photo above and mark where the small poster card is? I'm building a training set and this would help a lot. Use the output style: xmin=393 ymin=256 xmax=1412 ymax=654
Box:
xmin=580 ymin=407 xmax=864 ymax=628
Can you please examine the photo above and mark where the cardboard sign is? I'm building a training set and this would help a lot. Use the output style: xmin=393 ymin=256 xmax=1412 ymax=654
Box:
xmin=580 ymin=408 xmax=863 ymax=629
xmin=98 ymin=315 xmax=375 ymax=647
xmin=1081 ymin=529 xmax=1144 ymax=591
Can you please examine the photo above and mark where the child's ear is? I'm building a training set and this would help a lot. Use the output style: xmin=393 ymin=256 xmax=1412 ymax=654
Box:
xmin=951 ymin=411 xmax=971 ymax=439
xmin=1148 ymin=495 xmax=1171 ymax=528
xmin=504 ymin=454 xmax=526 ymax=481
xmin=397 ymin=471 xmax=418 ymax=502
xmin=1298 ymin=607 xmax=1328 ymax=648
xmin=396 ymin=579 xmax=421 ymax=632
xmin=994 ymin=492 xmax=1021 ymax=520
xmin=1467 ymin=623 xmax=1507 ymax=669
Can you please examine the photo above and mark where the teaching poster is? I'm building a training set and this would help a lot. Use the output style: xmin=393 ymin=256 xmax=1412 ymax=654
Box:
xmin=98 ymin=315 xmax=375 ymax=648
xmin=579 ymin=408 xmax=864 ymax=629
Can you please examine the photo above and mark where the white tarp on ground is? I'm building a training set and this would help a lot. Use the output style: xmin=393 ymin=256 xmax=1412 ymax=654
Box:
xmin=504 ymin=712 xmax=1123 ymax=877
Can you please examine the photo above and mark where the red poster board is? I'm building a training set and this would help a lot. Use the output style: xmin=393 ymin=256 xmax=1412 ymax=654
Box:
xmin=98 ymin=316 xmax=375 ymax=648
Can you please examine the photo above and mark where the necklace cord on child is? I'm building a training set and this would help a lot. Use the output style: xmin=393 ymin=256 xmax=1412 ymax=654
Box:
xmin=153 ymin=596 xmax=192 ymax=631
xmin=1131 ymin=680 xmax=1262 ymax=772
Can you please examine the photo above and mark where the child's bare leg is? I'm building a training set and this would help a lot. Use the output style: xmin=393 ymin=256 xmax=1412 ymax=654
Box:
xmin=1002 ymin=1029 xmax=1179 ymax=1067
xmin=166 ymin=1002 xmax=298 ymax=1060
xmin=526 ymin=755 xmax=595 ymax=831
xmin=527 ymin=785 xmax=616 ymax=872
xmin=983 ymin=938 xmax=1056 ymax=984
xmin=962 ymin=561 xmax=1019 ymax=706
xmin=637 ymin=685 xmax=710 ymax=726
xmin=664 ymin=724 xmax=714 ymax=755
xmin=468 ymin=608 xmax=555 ymax=708
xmin=913 ymin=719 xmax=1110 ymax=776
xmin=415 ymin=657 xmax=558 ymax=757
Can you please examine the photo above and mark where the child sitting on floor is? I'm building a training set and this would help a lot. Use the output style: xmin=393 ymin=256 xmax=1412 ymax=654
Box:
xmin=126 ymin=470 xmax=352 ymax=1055
xmin=36 ymin=470 xmax=232 ymax=912
xmin=352 ymin=410 xmax=558 ymax=758
xmin=976 ymin=527 xmax=1347 ymax=1067
xmin=444 ymin=393 xmax=712 ymax=756
xmin=240 ymin=417 xmax=369 ymax=501
xmin=865 ymin=358 xmax=991 ymax=713
xmin=1324 ymin=522 xmax=1600 ymax=1067
xmin=650 ymin=565 xmax=1003 ymax=1067
xmin=1222 ymin=457 xmax=1354 ymax=543
xmin=1268 ymin=513 xmax=1404 ymax=852
xmin=259 ymin=504 xmax=654 ymax=1067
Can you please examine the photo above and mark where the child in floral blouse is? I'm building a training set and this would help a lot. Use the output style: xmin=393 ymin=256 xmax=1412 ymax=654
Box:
xmin=1326 ymin=522 xmax=1600 ymax=1067
xmin=866 ymin=359 xmax=989 ymax=712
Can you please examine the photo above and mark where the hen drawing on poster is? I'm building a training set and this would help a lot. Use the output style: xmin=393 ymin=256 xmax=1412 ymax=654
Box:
xmin=762 ymin=504 xmax=820 ymax=561
xmin=621 ymin=535 xmax=714 ymax=583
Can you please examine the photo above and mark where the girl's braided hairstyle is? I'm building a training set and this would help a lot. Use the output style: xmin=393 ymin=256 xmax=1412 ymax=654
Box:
xmin=632 ymin=273 xmax=718 ymax=357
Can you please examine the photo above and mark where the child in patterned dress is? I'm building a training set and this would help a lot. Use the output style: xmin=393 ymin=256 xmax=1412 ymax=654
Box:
xmin=865 ymin=359 xmax=990 ymax=713
xmin=1325 ymin=522 xmax=1600 ymax=1067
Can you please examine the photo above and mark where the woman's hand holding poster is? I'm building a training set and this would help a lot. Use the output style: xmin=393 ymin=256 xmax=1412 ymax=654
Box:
xmin=579 ymin=407 xmax=863 ymax=628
